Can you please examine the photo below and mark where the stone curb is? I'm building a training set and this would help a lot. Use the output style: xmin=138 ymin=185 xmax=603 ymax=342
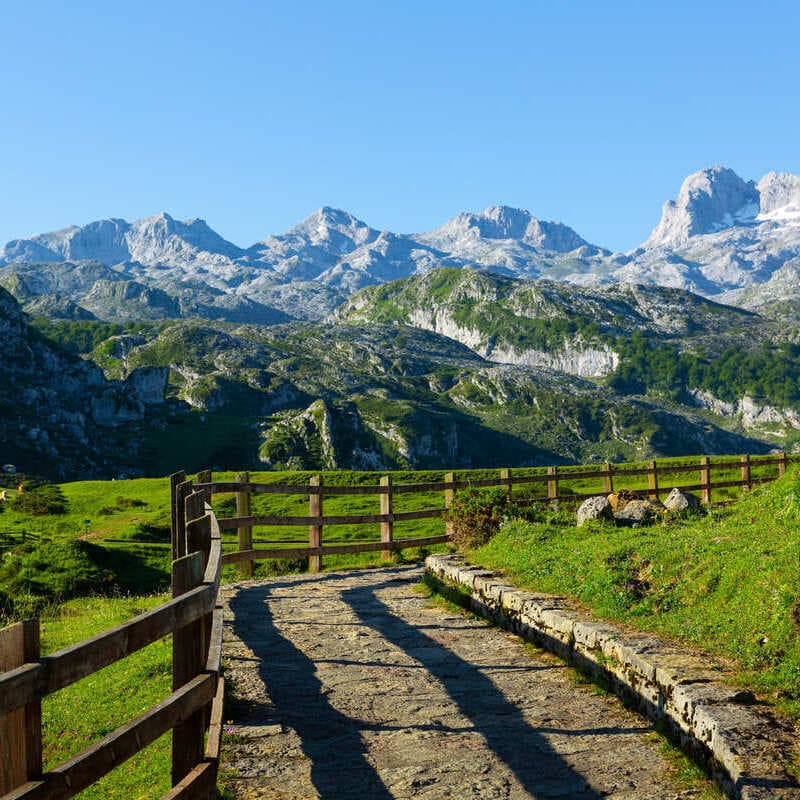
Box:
xmin=425 ymin=553 xmax=799 ymax=800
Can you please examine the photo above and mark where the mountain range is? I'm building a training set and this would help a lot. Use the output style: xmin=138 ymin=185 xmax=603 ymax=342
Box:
xmin=3 ymin=166 xmax=800 ymax=323
xmin=4 ymin=164 xmax=800 ymax=478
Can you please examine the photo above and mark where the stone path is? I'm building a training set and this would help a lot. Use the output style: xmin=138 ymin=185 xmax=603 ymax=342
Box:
xmin=219 ymin=566 xmax=702 ymax=799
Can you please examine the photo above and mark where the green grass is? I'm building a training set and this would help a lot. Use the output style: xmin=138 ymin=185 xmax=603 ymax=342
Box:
xmin=473 ymin=468 xmax=800 ymax=719
xmin=0 ymin=477 xmax=173 ymax=620
xmin=40 ymin=594 xmax=172 ymax=799
xmin=0 ymin=454 xmax=784 ymax=617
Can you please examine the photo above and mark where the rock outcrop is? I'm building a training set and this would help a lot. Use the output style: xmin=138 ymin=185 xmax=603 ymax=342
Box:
xmin=576 ymin=496 xmax=613 ymax=526
xmin=663 ymin=488 xmax=701 ymax=513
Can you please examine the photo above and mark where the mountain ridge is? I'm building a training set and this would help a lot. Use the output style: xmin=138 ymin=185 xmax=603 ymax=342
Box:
xmin=3 ymin=164 xmax=800 ymax=322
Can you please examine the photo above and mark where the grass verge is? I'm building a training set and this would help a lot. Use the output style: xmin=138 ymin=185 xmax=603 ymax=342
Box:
xmin=473 ymin=469 xmax=800 ymax=719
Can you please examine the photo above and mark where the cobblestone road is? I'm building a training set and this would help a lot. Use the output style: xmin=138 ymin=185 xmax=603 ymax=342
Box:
xmin=219 ymin=566 xmax=701 ymax=799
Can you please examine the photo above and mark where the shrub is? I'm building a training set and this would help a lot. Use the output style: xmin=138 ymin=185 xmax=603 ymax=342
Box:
xmin=98 ymin=496 xmax=148 ymax=516
xmin=446 ymin=487 xmax=511 ymax=550
xmin=12 ymin=485 xmax=68 ymax=516
xmin=0 ymin=540 xmax=113 ymax=599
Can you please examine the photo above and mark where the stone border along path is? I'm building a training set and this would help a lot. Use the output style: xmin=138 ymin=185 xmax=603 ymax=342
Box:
xmin=425 ymin=554 xmax=800 ymax=800
xmin=220 ymin=565 xmax=722 ymax=799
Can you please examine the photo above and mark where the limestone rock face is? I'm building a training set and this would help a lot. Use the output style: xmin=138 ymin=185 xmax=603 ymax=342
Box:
xmin=124 ymin=367 xmax=168 ymax=405
xmin=644 ymin=167 xmax=759 ymax=248
xmin=756 ymin=172 xmax=800 ymax=219
xmin=576 ymin=496 xmax=613 ymax=526
xmin=663 ymin=488 xmax=701 ymax=512
xmin=0 ymin=286 xmax=158 ymax=477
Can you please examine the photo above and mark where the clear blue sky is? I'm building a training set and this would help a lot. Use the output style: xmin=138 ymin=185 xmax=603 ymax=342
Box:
xmin=2 ymin=1 xmax=799 ymax=252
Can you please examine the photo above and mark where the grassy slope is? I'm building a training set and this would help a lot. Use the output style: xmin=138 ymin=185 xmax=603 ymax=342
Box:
xmin=475 ymin=469 xmax=800 ymax=718
xmin=41 ymin=594 xmax=171 ymax=799
xmin=0 ymin=455 xmax=786 ymax=604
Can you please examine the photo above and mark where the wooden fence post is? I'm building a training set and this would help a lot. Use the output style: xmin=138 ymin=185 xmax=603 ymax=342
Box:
xmin=603 ymin=462 xmax=613 ymax=494
xmin=236 ymin=472 xmax=253 ymax=579
xmin=0 ymin=619 xmax=41 ymax=793
xmin=741 ymin=454 xmax=751 ymax=490
xmin=778 ymin=451 xmax=788 ymax=477
xmin=547 ymin=466 xmax=559 ymax=502
xmin=184 ymin=490 xmax=205 ymax=561
xmin=380 ymin=475 xmax=393 ymax=561
xmin=500 ymin=468 xmax=512 ymax=502
xmin=171 ymin=551 xmax=206 ymax=786
xmin=309 ymin=476 xmax=323 ymax=573
xmin=174 ymin=480 xmax=193 ymax=560
xmin=196 ymin=469 xmax=212 ymax=505
xmin=648 ymin=460 xmax=659 ymax=501
xmin=186 ymin=514 xmax=212 ymax=570
xmin=169 ymin=471 xmax=186 ymax=561
xmin=700 ymin=456 xmax=711 ymax=504
xmin=444 ymin=472 xmax=455 ymax=537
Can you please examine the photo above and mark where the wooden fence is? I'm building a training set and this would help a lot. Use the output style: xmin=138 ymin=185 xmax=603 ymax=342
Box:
xmin=200 ymin=452 xmax=796 ymax=574
xmin=0 ymin=470 xmax=224 ymax=800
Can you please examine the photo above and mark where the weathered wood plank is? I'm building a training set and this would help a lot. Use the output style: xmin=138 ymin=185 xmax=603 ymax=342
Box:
xmin=195 ymin=470 xmax=212 ymax=506
xmin=0 ymin=621 xmax=41 ymax=793
xmin=204 ymin=608 xmax=224 ymax=676
xmin=169 ymin=471 xmax=186 ymax=561
xmin=648 ymin=460 xmax=659 ymax=501
xmin=172 ymin=554 xmax=205 ymax=787
xmin=3 ymin=674 xmax=215 ymax=800
xmin=221 ymin=534 xmax=450 ymax=564
xmin=236 ymin=472 xmax=253 ymax=579
xmin=308 ymin=476 xmax=322 ymax=573
xmin=174 ymin=481 xmax=193 ymax=559
xmin=204 ymin=678 xmax=225 ymax=760
xmin=700 ymin=456 xmax=711 ymax=504
xmin=218 ymin=507 xmax=444 ymax=530
xmin=547 ymin=466 xmax=558 ymax=500
xmin=186 ymin=516 xmax=211 ymax=572
xmin=200 ymin=482 xmax=389 ymax=496
xmin=444 ymin=472 xmax=454 ymax=538
xmin=159 ymin=760 xmax=216 ymax=800
xmin=380 ymin=476 xmax=393 ymax=561
xmin=0 ymin=585 xmax=214 ymax=717
xmin=603 ymin=463 xmax=613 ymax=493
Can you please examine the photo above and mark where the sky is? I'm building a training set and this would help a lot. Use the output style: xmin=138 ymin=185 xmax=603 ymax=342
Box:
xmin=1 ymin=1 xmax=799 ymax=252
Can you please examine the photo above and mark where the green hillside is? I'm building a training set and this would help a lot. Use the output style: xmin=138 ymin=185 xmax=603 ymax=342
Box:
xmin=474 ymin=469 xmax=800 ymax=719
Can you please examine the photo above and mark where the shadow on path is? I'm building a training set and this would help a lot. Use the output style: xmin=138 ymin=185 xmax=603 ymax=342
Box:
xmin=230 ymin=585 xmax=394 ymax=800
xmin=341 ymin=578 xmax=607 ymax=799
xmin=230 ymin=567 xmax=612 ymax=798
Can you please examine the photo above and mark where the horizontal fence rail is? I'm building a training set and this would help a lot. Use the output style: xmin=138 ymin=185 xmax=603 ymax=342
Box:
xmin=199 ymin=452 xmax=796 ymax=575
xmin=0 ymin=470 xmax=225 ymax=800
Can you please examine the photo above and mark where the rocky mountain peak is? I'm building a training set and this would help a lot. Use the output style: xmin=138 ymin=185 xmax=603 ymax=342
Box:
xmin=0 ymin=213 xmax=245 ymax=270
xmin=0 ymin=218 xmax=131 ymax=265
xmin=252 ymin=206 xmax=380 ymax=264
xmin=126 ymin=212 xmax=244 ymax=263
xmin=644 ymin=166 xmax=759 ymax=248
xmin=423 ymin=205 xmax=590 ymax=253
xmin=284 ymin=207 xmax=378 ymax=249
xmin=756 ymin=172 xmax=800 ymax=221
